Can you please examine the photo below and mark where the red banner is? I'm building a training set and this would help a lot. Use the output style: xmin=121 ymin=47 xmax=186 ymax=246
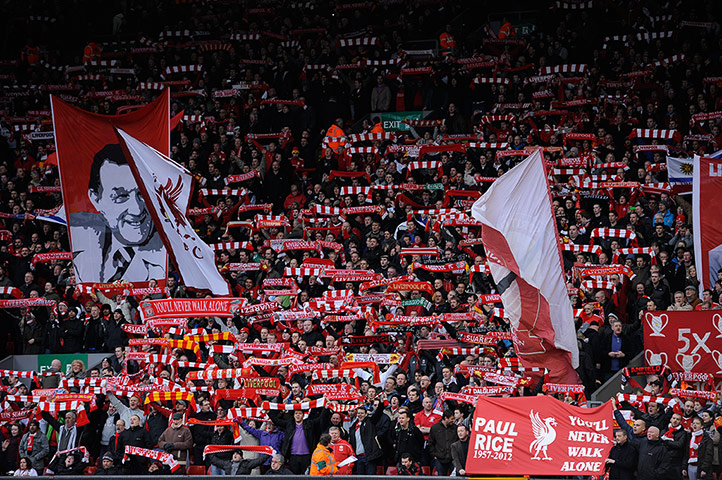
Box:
xmin=51 ymin=91 xmax=170 ymax=286
xmin=693 ymin=156 xmax=722 ymax=289
xmin=139 ymin=298 xmax=248 ymax=319
xmin=466 ymin=396 xmax=613 ymax=476
xmin=643 ymin=311 xmax=722 ymax=374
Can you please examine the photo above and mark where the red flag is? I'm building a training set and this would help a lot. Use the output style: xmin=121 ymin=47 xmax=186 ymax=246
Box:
xmin=466 ymin=396 xmax=613 ymax=476
xmin=471 ymin=150 xmax=580 ymax=383
xmin=51 ymin=90 xmax=170 ymax=286
xmin=693 ymin=155 xmax=722 ymax=290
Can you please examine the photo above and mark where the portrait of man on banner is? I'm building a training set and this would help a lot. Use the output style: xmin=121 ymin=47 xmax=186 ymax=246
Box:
xmin=51 ymin=91 xmax=170 ymax=286
xmin=69 ymin=143 xmax=165 ymax=283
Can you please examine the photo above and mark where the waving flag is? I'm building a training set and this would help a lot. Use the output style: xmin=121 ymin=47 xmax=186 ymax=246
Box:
xmin=471 ymin=149 xmax=579 ymax=383
xmin=116 ymin=128 xmax=231 ymax=295
xmin=51 ymin=91 xmax=170 ymax=285
xmin=667 ymin=155 xmax=694 ymax=184
xmin=693 ymin=152 xmax=722 ymax=290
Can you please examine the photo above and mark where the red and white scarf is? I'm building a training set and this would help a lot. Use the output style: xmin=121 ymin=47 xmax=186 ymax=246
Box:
xmin=689 ymin=430 xmax=704 ymax=464
xmin=124 ymin=445 xmax=179 ymax=472
xmin=203 ymin=444 xmax=275 ymax=459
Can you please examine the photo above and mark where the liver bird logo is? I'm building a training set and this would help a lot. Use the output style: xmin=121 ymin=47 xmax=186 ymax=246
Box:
xmin=155 ymin=176 xmax=187 ymax=228
xmin=529 ymin=410 xmax=557 ymax=461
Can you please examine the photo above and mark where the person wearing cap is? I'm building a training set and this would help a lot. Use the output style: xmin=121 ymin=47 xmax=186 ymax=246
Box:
xmin=685 ymin=285 xmax=702 ymax=308
xmin=95 ymin=453 xmax=121 ymax=475
xmin=158 ymin=413 xmax=193 ymax=462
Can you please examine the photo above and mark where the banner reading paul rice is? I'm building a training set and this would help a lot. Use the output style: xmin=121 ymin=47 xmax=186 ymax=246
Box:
xmin=51 ymin=91 xmax=170 ymax=286
xmin=466 ymin=396 xmax=612 ymax=476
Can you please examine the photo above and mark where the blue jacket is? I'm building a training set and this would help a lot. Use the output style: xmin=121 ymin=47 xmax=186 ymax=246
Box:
xmin=241 ymin=421 xmax=285 ymax=464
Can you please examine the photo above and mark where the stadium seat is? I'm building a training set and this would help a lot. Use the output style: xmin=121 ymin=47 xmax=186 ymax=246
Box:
xmin=386 ymin=466 xmax=398 ymax=475
xmin=186 ymin=465 xmax=206 ymax=475
xmin=84 ymin=466 xmax=97 ymax=475
xmin=377 ymin=465 xmax=385 ymax=474
xmin=43 ymin=467 xmax=54 ymax=476
xmin=421 ymin=466 xmax=431 ymax=475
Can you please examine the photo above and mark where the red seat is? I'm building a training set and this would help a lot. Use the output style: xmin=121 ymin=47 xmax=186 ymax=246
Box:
xmin=186 ymin=465 xmax=206 ymax=475
xmin=43 ymin=467 xmax=54 ymax=476
xmin=377 ymin=466 xmax=385 ymax=474
xmin=84 ymin=466 xmax=97 ymax=475
xmin=386 ymin=466 xmax=398 ymax=475
xmin=421 ymin=466 xmax=431 ymax=475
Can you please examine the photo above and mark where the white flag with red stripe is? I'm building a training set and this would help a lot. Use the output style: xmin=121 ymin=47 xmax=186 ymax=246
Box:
xmin=471 ymin=149 xmax=579 ymax=383
xmin=116 ymin=129 xmax=231 ymax=295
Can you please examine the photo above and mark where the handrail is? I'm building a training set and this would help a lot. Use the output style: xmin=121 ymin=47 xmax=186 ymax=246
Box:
xmin=590 ymin=351 xmax=644 ymax=403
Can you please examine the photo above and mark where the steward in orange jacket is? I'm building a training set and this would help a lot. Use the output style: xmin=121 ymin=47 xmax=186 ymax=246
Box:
xmin=310 ymin=435 xmax=338 ymax=475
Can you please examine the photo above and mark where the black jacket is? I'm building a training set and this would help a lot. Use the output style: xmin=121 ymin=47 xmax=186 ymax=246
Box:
xmin=269 ymin=407 xmax=329 ymax=459
xmin=84 ymin=316 xmax=106 ymax=352
xmin=264 ymin=466 xmax=294 ymax=475
xmin=223 ymin=455 xmax=268 ymax=475
xmin=145 ymin=411 xmax=167 ymax=446
xmin=124 ymin=425 xmax=152 ymax=449
xmin=348 ymin=406 xmax=386 ymax=462
xmin=94 ymin=466 xmax=122 ymax=475
xmin=106 ymin=430 xmax=126 ymax=461
xmin=190 ymin=410 xmax=216 ymax=447
xmin=661 ymin=425 xmax=688 ymax=469
xmin=686 ymin=432 xmax=715 ymax=476
xmin=608 ymin=440 xmax=638 ymax=480
xmin=637 ymin=438 xmax=673 ymax=480
xmin=103 ymin=317 xmax=127 ymax=350
xmin=599 ymin=331 xmax=635 ymax=373
xmin=60 ymin=317 xmax=84 ymax=353
xmin=428 ymin=420 xmax=458 ymax=464
xmin=207 ymin=428 xmax=234 ymax=461
xmin=394 ymin=423 xmax=425 ymax=462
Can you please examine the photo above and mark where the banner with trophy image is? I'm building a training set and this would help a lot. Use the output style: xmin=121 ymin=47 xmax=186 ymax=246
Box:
xmin=644 ymin=310 xmax=722 ymax=374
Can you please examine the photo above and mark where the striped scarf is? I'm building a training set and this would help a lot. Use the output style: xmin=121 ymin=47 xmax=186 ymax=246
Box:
xmin=689 ymin=430 xmax=704 ymax=464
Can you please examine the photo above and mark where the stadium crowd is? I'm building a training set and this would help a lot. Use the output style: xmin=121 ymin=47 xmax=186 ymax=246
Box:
xmin=0 ymin=0 xmax=721 ymax=477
